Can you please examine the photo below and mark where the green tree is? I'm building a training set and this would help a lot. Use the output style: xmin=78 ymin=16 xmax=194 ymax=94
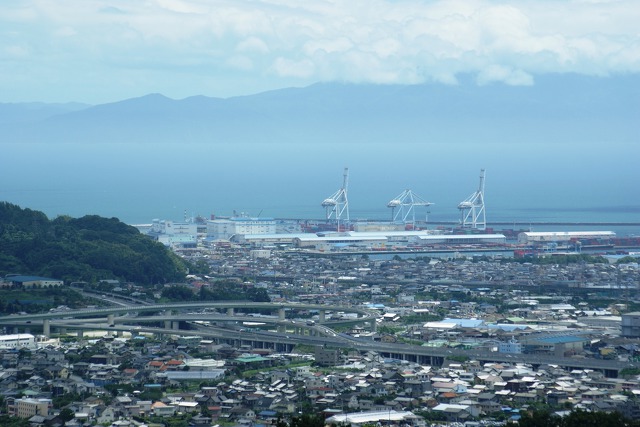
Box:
xmin=161 ymin=285 xmax=196 ymax=301
xmin=276 ymin=413 xmax=325 ymax=427
xmin=509 ymin=410 xmax=640 ymax=427
xmin=0 ymin=415 xmax=29 ymax=427
xmin=0 ymin=202 xmax=189 ymax=284
xmin=59 ymin=407 xmax=75 ymax=422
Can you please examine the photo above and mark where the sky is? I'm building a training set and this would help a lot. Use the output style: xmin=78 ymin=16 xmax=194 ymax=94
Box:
xmin=1 ymin=0 xmax=639 ymax=104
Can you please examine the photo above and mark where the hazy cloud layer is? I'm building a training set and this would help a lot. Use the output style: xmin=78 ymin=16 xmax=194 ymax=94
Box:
xmin=1 ymin=0 xmax=638 ymax=102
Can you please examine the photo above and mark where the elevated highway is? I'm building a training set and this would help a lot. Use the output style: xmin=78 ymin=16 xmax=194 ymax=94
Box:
xmin=0 ymin=301 xmax=373 ymax=323
xmin=0 ymin=301 xmax=376 ymax=337
xmin=0 ymin=302 xmax=631 ymax=378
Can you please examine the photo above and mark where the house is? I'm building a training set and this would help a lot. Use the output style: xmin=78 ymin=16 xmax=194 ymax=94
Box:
xmin=151 ymin=401 xmax=176 ymax=417
xmin=431 ymin=403 xmax=479 ymax=421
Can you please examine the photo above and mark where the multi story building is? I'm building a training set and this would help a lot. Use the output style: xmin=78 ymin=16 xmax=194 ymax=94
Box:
xmin=498 ymin=338 xmax=523 ymax=354
xmin=148 ymin=219 xmax=198 ymax=248
xmin=10 ymin=398 xmax=51 ymax=418
xmin=206 ymin=217 xmax=276 ymax=241
xmin=622 ymin=312 xmax=640 ymax=338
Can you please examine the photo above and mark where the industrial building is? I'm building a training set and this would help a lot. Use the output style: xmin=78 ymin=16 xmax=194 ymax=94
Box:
xmin=231 ymin=233 xmax=311 ymax=245
xmin=326 ymin=410 xmax=425 ymax=426
xmin=294 ymin=235 xmax=387 ymax=250
xmin=293 ymin=232 xmax=506 ymax=251
xmin=517 ymin=231 xmax=616 ymax=244
xmin=0 ymin=333 xmax=37 ymax=349
xmin=2 ymin=275 xmax=63 ymax=288
xmin=231 ymin=230 xmax=506 ymax=251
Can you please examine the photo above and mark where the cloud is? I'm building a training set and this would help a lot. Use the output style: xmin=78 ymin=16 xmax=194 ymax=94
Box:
xmin=237 ymin=37 xmax=270 ymax=54
xmin=226 ymin=55 xmax=253 ymax=71
xmin=0 ymin=0 xmax=638 ymax=101
xmin=271 ymin=57 xmax=316 ymax=78
xmin=477 ymin=65 xmax=534 ymax=86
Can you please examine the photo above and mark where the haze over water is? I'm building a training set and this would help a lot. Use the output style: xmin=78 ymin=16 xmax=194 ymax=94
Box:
xmin=3 ymin=139 xmax=638 ymax=235
xmin=1 ymin=0 xmax=638 ymax=239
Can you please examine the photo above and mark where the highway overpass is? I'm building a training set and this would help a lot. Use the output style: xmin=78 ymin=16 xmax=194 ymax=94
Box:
xmin=0 ymin=301 xmax=631 ymax=378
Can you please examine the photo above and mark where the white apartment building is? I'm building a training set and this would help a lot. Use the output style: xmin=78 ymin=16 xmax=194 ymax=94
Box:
xmin=498 ymin=338 xmax=523 ymax=354
xmin=148 ymin=219 xmax=198 ymax=247
xmin=206 ymin=217 xmax=276 ymax=241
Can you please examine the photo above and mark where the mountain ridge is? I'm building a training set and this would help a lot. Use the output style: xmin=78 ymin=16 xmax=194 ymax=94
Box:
xmin=2 ymin=75 xmax=637 ymax=145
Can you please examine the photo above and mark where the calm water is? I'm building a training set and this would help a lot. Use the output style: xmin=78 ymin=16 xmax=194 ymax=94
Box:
xmin=2 ymin=141 xmax=639 ymax=235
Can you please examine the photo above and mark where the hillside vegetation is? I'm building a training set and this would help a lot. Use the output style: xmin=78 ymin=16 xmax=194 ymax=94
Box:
xmin=0 ymin=202 xmax=187 ymax=284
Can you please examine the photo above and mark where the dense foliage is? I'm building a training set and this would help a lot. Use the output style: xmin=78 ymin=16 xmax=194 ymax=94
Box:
xmin=0 ymin=202 xmax=187 ymax=284
xmin=0 ymin=415 xmax=29 ymax=427
xmin=0 ymin=288 xmax=91 ymax=315
xmin=275 ymin=413 xmax=326 ymax=427
xmin=161 ymin=281 xmax=270 ymax=302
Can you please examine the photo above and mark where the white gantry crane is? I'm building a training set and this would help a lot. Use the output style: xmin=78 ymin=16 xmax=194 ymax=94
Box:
xmin=321 ymin=167 xmax=350 ymax=230
xmin=387 ymin=190 xmax=433 ymax=227
xmin=458 ymin=169 xmax=486 ymax=230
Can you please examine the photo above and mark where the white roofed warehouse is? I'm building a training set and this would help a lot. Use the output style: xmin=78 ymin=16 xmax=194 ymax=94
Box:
xmin=326 ymin=410 xmax=426 ymax=426
xmin=3 ymin=275 xmax=63 ymax=288
xmin=517 ymin=231 xmax=615 ymax=244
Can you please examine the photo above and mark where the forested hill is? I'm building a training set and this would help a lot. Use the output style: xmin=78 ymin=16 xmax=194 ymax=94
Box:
xmin=0 ymin=202 xmax=187 ymax=284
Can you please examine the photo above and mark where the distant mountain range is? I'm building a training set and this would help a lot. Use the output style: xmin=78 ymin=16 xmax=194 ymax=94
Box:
xmin=1 ymin=74 xmax=637 ymax=145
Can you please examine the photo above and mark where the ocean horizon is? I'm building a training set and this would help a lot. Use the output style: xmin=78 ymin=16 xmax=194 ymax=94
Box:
xmin=3 ymin=141 xmax=638 ymax=236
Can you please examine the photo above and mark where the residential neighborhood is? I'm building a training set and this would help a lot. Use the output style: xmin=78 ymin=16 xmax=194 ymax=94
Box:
xmin=0 ymin=235 xmax=639 ymax=427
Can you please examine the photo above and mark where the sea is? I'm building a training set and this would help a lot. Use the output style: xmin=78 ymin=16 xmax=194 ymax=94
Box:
xmin=2 ymin=141 xmax=639 ymax=236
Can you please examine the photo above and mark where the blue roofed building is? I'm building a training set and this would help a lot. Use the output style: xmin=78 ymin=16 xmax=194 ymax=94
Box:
xmin=521 ymin=334 xmax=588 ymax=357
xmin=3 ymin=275 xmax=63 ymax=288
xmin=443 ymin=318 xmax=485 ymax=329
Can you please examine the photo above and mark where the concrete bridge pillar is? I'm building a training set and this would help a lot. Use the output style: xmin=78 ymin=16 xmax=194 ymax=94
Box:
xmin=43 ymin=319 xmax=50 ymax=337
xmin=107 ymin=314 xmax=115 ymax=326
xmin=369 ymin=320 xmax=377 ymax=333
xmin=172 ymin=321 xmax=180 ymax=330
xmin=278 ymin=308 xmax=285 ymax=320
xmin=77 ymin=330 xmax=83 ymax=339
xmin=164 ymin=320 xmax=172 ymax=329
xmin=117 ymin=330 xmax=123 ymax=337
xmin=278 ymin=325 xmax=285 ymax=333
xmin=319 ymin=310 xmax=326 ymax=322
xmin=227 ymin=307 xmax=234 ymax=316
xmin=59 ymin=328 xmax=67 ymax=335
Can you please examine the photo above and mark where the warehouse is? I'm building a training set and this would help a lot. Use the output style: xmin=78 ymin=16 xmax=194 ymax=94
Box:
xmin=3 ymin=275 xmax=64 ymax=288
xmin=0 ymin=334 xmax=37 ymax=349
xmin=517 ymin=231 xmax=615 ymax=244
xmin=416 ymin=233 xmax=506 ymax=245
xmin=293 ymin=235 xmax=387 ymax=250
